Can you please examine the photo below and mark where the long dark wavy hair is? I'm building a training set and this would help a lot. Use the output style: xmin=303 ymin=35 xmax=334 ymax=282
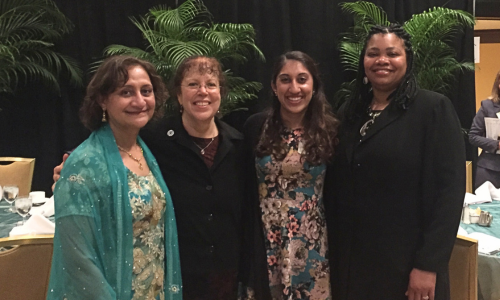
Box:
xmin=255 ymin=51 xmax=340 ymax=165
xmin=344 ymin=23 xmax=418 ymax=121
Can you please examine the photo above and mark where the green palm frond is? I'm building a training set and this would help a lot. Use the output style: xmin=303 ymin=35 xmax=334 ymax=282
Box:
xmin=335 ymin=1 xmax=474 ymax=106
xmin=339 ymin=42 xmax=363 ymax=72
xmin=405 ymin=7 xmax=474 ymax=46
xmin=102 ymin=0 xmax=265 ymax=116
xmin=403 ymin=7 xmax=474 ymax=91
xmin=0 ymin=0 xmax=82 ymax=94
xmin=222 ymin=81 xmax=262 ymax=115
xmin=333 ymin=80 xmax=357 ymax=109
xmin=341 ymin=1 xmax=389 ymax=30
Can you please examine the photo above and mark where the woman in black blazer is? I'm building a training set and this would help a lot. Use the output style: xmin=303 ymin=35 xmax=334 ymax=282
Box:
xmin=469 ymin=69 xmax=500 ymax=188
xmin=140 ymin=56 xmax=246 ymax=300
xmin=325 ymin=24 xmax=465 ymax=300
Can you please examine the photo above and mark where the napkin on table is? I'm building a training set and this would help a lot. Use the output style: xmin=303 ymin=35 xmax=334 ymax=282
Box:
xmin=30 ymin=196 xmax=54 ymax=217
xmin=9 ymin=213 xmax=55 ymax=237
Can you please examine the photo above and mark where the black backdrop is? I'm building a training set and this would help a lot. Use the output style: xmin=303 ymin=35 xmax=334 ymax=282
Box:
xmin=0 ymin=0 xmax=476 ymax=195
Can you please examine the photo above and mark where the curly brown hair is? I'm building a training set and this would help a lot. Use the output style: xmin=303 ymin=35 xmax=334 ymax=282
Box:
xmin=255 ymin=51 xmax=340 ymax=165
xmin=80 ymin=55 xmax=168 ymax=131
xmin=171 ymin=55 xmax=227 ymax=105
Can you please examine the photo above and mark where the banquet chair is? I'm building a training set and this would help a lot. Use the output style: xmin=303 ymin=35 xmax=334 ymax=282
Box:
xmin=465 ymin=161 xmax=473 ymax=194
xmin=0 ymin=157 xmax=35 ymax=196
xmin=0 ymin=235 xmax=53 ymax=300
xmin=449 ymin=235 xmax=478 ymax=300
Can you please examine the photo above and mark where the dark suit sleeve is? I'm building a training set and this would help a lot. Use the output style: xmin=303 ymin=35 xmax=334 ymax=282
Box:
xmin=239 ymin=113 xmax=272 ymax=300
xmin=469 ymin=100 xmax=499 ymax=153
xmin=413 ymin=95 xmax=466 ymax=273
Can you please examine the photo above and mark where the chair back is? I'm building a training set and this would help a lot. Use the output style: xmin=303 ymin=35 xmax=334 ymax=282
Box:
xmin=0 ymin=235 xmax=53 ymax=300
xmin=449 ymin=235 xmax=478 ymax=300
xmin=0 ymin=157 xmax=35 ymax=196
xmin=466 ymin=161 xmax=473 ymax=194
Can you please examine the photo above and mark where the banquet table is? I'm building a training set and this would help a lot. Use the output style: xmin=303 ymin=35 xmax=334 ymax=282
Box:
xmin=461 ymin=201 xmax=500 ymax=300
xmin=0 ymin=204 xmax=23 ymax=237
xmin=0 ymin=203 xmax=54 ymax=238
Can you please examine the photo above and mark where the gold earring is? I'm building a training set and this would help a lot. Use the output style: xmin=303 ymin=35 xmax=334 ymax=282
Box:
xmin=102 ymin=110 xmax=107 ymax=122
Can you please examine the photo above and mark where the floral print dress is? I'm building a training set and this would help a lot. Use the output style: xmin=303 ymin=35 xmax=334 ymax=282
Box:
xmin=128 ymin=170 xmax=166 ymax=300
xmin=255 ymin=128 xmax=331 ymax=300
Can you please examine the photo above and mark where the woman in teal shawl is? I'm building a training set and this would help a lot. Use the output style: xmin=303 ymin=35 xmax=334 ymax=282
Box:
xmin=47 ymin=56 xmax=182 ymax=300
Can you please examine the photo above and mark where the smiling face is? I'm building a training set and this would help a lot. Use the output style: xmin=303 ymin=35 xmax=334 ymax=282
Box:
xmin=102 ymin=65 xmax=155 ymax=133
xmin=364 ymin=33 xmax=407 ymax=94
xmin=272 ymin=59 xmax=314 ymax=127
xmin=177 ymin=63 xmax=221 ymax=125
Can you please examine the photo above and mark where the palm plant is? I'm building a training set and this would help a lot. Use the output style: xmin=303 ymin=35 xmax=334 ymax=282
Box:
xmin=334 ymin=1 xmax=475 ymax=107
xmin=104 ymin=0 xmax=265 ymax=115
xmin=0 ymin=0 xmax=82 ymax=94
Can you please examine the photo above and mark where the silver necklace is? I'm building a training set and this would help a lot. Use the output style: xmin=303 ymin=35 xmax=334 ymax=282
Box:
xmin=359 ymin=108 xmax=382 ymax=136
xmin=194 ymin=137 xmax=215 ymax=155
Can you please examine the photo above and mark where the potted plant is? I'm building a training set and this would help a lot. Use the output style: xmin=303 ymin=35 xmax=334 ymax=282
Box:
xmin=0 ymin=0 xmax=82 ymax=95
xmin=104 ymin=0 xmax=265 ymax=115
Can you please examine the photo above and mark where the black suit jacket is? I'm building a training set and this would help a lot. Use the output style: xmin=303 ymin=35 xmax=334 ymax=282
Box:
xmin=141 ymin=115 xmax=245 ymax=299
xmin=325 ymin=89 xmax=465 ymax=300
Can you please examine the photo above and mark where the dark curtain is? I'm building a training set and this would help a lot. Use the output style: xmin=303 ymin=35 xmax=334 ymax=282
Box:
xmin=0 ymin=0 xmax=475 ymax=195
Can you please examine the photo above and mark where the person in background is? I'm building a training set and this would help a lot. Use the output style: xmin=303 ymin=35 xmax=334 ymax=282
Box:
xmin=325 ymin=24 xmax=465 ymax=300
xmin=242 ymin=51 xmax=340 ymax=300
xmin=469 ymin=69 xmax=500 ymax=188
xmin=48 ymin=56 xmax=182 ymax=299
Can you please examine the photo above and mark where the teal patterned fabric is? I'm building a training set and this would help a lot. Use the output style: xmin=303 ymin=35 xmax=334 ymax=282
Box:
xmin=128 ymin=171 xmax=167 ymax=300
xmin=47 ymin=124 xmax=182 ymax=300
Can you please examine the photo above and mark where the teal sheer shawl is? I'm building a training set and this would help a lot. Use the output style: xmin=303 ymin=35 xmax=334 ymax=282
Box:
xmin=47 ymin=124 xmax=182 ymax=300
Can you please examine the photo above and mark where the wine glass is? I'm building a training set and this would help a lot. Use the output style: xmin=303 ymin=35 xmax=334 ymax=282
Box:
xmin=3 ymin=185 xmax=19 ymax=213
xmin=15 ymin=196 xmax=32 ymax=225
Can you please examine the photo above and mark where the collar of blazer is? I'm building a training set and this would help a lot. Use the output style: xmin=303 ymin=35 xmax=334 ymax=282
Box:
xmin=162 ymin=114 xmax=243 ymax=169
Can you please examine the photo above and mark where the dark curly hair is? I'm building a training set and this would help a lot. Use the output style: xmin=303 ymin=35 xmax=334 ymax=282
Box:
xmin=255 ymin=51 xmax=340 ymax=165
xmin=344 ymin=23 xmax=418 ymax=120
xmin=171 ymin=55 xmax=227 ymax=107
xmin=80 ymin=55 xmax=168 ymax=131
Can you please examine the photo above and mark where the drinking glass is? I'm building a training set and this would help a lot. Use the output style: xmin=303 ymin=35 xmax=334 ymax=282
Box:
xmin=15 ymin=196 xmax=32 ymax=224
xmin=3 ymin=185 xmax=19 ymax=213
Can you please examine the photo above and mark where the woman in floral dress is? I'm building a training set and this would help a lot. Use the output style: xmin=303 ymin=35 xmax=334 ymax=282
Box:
xmin=242 ymin=51 xmax=340 ymax=300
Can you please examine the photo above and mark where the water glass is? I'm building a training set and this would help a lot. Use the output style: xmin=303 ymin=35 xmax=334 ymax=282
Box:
xmin=3 ymin=185 xmax=19 ymax=213
xmin=15 ymin=196 xmax=32 ymax=224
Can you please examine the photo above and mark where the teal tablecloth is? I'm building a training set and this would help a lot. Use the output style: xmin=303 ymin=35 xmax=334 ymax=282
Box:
xmin=0 ymin=204 xmax=23 ymax=238
xmin=461 ymin=201 xmax=500 ymax=300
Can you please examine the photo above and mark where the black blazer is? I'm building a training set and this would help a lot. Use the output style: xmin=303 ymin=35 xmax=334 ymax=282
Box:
xmin=240 ymin=111 xmax=273 ymax=300
xmin=469 ymin=99 xmax=500 ymax=172
xmin=325 ymin=89 xmax=465 ymax=300
xmin=141 ymin=115 xmax=245 ymax=297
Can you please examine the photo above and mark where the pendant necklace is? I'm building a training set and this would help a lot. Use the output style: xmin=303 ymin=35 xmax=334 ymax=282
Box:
xmin=194 ymin=137 xmax=215 ymax=155
xmin=117 ymin=144 xmax=144 ymax=170
xmin=359 ymin=108 xmax=382 ymax=136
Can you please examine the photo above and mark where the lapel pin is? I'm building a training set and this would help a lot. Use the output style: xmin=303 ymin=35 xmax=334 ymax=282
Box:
xmin=167 ymin=129 xmax=174 ymax=137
